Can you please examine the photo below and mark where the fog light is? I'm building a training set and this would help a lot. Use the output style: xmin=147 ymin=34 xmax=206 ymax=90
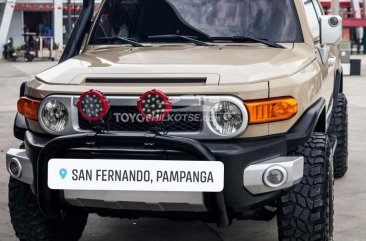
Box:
xmin=263 ymin=165 xmax=287 ymax=188
xmin=8 ymin=158 xmax=22 ymax=178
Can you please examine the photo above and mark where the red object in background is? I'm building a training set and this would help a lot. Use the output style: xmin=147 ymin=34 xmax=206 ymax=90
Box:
xmin=10 ymin=4 xmax=81 ymax=11
xmin=320 ymin=1 xmax=352 ymax=8
xmin=137 ymin=90 xmax=172 ymax=122
xmin=343 ymin=27 xmax=351 ymax=41
xmin=344 ymin=18 xmax=366 ymax=27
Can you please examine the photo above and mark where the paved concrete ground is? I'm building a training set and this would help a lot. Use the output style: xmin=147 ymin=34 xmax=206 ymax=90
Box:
xmin=0 ymin=59 xmax=365 ymax=241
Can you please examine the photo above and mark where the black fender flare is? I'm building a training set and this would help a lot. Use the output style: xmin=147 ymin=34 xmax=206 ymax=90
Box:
xmin=14 ymin=113 xmax=27 ymax=141
xmin=333 ymin=68 xmax=343 ymax=100
xmin=286 ymin=98 xmax=326 ymax=152
xmin=14 ymin=81 xmax=28 ymax=140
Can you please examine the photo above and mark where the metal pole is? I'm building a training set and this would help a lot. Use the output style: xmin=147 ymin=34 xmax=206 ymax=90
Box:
xmin=332 ymin=0 xmax=340 ymax=16
xmin=67 ymin=0 xmax=72 ymax=39
xmin=352 ymin=0 xmax=363 ymax=45
xmin=53 ymin=0 xmax=63 ymax=47
xmin=0 ymin=0 xmax=15 ymax=59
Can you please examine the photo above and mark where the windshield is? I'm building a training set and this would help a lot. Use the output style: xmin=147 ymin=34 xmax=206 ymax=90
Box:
xmin=90 ymin=0 xmax=303 ymax=45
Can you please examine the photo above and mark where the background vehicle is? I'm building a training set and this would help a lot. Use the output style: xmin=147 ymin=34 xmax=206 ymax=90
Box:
xmin=24 ymin=47 xmax=35 ymax=62
xmin=6 ymin=0 xmax=347 ymax=241
xmin=2 ymin=38 xmax=18 ymax=61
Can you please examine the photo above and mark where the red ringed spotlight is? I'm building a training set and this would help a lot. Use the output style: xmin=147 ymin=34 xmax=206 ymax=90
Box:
xmin=77 ymin=90 xmax=110 ymax=122
xmin=137 ymin=89 xmax=172 ymax=122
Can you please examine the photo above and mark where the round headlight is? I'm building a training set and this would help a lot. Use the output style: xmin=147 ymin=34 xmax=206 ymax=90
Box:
xmin=40 ymin=100 xmax=68 ymax=133
xmin=209 ymin=101 xmax=243 ymax=136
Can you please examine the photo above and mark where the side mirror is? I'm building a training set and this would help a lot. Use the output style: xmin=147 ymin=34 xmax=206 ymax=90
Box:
xmin=320 ymin=15 xmax=343 ymax=45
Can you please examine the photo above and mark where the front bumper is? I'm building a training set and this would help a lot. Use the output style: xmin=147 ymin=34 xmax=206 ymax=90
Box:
xmin=6 ymin=147 xmax=303 ymax=196
xmin=7 ymin=98 xmax=326 ymax=225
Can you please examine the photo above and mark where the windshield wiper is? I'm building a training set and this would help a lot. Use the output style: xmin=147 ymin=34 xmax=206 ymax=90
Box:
xmin=232 ymin=36 xmax=285 ymax=48
xmin=148 ymin=34 xmax=210 ymax=46
xmin=211 ymin=36 xmax=284 ymax=48
xmin=96 ymin=36 xmax=144 ymax=47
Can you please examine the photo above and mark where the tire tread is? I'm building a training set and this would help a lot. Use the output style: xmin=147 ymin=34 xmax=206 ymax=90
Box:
xmin=328 ymin=93 xmax=348 ymax=178
xmin=8 ymin=178 xmax=87 ymax=241
xmin=278 ymin=133 xmax=333 ymax=241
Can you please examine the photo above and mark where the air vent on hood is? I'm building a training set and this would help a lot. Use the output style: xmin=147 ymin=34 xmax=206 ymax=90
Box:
xmin=85 ymin=78 xmax=207 ymax=84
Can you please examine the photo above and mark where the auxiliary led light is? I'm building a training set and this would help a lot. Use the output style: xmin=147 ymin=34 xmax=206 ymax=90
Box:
xmin=137 ymin=89 xmax=172 ymax=122
xmin=77 ymin=90 xmax=110 ymax=122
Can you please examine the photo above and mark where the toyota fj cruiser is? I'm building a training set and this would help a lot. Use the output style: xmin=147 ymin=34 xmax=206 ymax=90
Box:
xmin=6 ymin=0 xmax=348 ymax=240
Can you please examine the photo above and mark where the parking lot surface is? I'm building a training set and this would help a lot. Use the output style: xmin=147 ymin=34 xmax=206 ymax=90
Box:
xmin=0 ymin=59 xmax=365 ymax=241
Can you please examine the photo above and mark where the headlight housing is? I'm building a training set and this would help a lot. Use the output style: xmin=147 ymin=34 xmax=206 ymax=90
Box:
xmin=208 ymin=101 xmax=244 ymax=136
xmin=39 ymin=100 xmax=69 ymax=133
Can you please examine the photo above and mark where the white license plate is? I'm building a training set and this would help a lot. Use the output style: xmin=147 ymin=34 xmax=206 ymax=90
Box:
xmin=48 ymin=159 xmax=224 ymax=192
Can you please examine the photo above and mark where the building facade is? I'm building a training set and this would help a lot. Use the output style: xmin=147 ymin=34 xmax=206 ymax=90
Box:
xmin=0 ymin=0 xmax=101 ymax=58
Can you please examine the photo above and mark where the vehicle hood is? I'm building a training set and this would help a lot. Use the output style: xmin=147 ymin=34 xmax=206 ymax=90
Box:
xmin=36 ymin=44 xmax=315 ymax=86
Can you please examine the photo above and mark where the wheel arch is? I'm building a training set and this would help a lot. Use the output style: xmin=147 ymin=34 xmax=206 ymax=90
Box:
xmin=286 ymin=98 xmax=326 ymax=152
xmin=314 ymin=106 xmax=326 ymax=133
xmin=334 ymin=68 xmax=343 ymax=96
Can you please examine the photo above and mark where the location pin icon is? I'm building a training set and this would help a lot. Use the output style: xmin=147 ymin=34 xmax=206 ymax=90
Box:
xmin=59 ymin=168 xmax=67 ymax=179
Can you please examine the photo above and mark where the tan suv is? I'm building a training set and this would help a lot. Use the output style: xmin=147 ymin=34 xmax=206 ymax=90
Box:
xmin=6 ymin=0 xmax=347 ymax=240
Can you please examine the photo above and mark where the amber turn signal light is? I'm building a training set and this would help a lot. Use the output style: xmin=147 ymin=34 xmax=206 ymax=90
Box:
xmin=244 ymin=97 xmax=298 ymax=124
xmin=17 ymin=97 xmax=41 ymax=120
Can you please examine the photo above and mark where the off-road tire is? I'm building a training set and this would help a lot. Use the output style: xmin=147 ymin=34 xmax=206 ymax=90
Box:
xmin=8 ymin=177 xmax=88 ymax=241
xmin=328 ymin=93 xmax=348 ymax=178
xmin=277 ymin=133 xmax=334 ymax=241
